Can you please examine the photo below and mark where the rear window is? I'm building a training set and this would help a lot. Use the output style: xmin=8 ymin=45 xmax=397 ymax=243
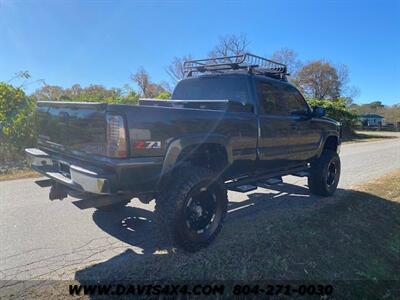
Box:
xmin=172 ymin=76 xmax=251 ymax=104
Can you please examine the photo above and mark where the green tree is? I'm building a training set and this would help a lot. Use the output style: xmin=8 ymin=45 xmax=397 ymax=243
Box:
xmin=32 ymin=84 xmax=65 ymax=101
xmin=0 ymin=82 xmax=36 ymax=162
xmin=114 ymin=91 xmax=140 ymax=104
xmin=33 ymin=84 xmax=140 ymax=104
xmin=155 ymin=91 xmax=171 ymax=99
xmin=307 ymin=98 xmax=358 ymax=135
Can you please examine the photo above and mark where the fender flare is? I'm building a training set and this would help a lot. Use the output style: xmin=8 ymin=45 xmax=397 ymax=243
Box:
xmin=160 ymin=134 xmax=232 ymax=179
xmin=317 ymin=133 xmax=340 ymax=157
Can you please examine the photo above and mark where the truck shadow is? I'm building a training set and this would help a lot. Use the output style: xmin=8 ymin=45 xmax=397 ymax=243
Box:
xmin=73 ymin=183 xmax=400 ymax=300
xmin=79 ymin=182 xmax=343 ymax=281
xmin=90 ymin=182 xmax=321 ymax=256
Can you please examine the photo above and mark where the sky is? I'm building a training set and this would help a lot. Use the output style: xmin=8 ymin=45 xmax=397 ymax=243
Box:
xmin=0 ymin=0 xmax=399 ymax=105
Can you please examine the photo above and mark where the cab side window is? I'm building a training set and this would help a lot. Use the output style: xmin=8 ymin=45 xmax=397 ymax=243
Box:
xmin=283 ymin=84 xmax=310 ymax=115
xmin=256 ymin=80 xmax=288 ymax=115
xmin=256 ymin=80 xmax=309 ymax=116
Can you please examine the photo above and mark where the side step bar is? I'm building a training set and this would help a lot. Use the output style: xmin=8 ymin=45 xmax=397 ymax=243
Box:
xmin=228 ymin=177 xmax=283 ymax=192
xmin=257 ymin=177 xmax=283 ymax=188
xmin=228 ymin=184 xmax=258 ymax=193
xmin=291 ymin=171 xmax=309 ymax=177
xmin=226 ymin=164 xmax=308 ymax=193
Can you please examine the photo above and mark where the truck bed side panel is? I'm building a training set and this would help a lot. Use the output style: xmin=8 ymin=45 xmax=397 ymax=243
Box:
xmin=107 ymin=104 xmax=258 ymax=185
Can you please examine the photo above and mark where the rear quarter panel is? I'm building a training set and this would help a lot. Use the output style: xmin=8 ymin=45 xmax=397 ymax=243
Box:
xmin=107 ymin=104 xmax=258 ymax=173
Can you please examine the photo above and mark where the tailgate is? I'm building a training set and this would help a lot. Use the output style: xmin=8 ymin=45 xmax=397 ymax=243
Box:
xmin=36 ymin=101 xmax=108 ymax=156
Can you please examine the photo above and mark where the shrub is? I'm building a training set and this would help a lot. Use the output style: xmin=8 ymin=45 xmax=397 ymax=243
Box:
xmin=1 ymin=83 xmax=141 ymax=165
xmin=0 ymin=83 xmax=37 ymax=162
xmin=155 ymin=91 xmax=172 ymax=99
xmin=307 ymin=98 xmax=358 ymax=136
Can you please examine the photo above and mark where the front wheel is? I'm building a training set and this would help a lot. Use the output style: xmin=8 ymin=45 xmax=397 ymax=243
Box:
xmin=155 ymin=165 xmax=228 ymax=252
xmin=308 ymin=150 xmax=341 ymax=196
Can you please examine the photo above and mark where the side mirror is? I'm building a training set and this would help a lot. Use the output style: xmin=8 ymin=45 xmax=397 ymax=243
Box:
xmin=312 ymin=106 xmax=325 ymax=118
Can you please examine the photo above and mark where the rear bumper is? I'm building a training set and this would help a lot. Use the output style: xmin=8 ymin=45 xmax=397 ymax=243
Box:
xmin=25 ymin=148 xmax=117 ymax=194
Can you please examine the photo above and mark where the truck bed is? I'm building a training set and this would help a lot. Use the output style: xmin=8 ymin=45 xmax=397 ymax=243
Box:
xmin=36 ymin=100 xmax=258 ymax=160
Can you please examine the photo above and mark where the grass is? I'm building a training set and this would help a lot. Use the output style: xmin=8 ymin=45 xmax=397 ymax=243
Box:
xmin=342 ymin=131 xmax=398 ymax=143
xmin=0 ymin=167 xmax=40 ymax=181
xmin=129 ymin=171 xmax=399 ymax=277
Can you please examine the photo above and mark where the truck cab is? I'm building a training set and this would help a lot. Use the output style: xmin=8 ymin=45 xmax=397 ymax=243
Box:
xmin=172 ymin=71 xmax=339 ymax=177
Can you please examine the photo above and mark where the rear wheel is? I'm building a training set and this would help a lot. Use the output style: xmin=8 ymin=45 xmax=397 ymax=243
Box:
xmin=308 ymin=150 xmax=341 ymax=196
xmin=155 ymin=165 xmax=228 ymax=252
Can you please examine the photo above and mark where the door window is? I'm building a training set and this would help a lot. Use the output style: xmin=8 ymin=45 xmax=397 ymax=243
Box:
xmin=256 ymin=80 xmax=286 ymax=115
xmin=284 ymin=85 xmax=310 ymax=116
xmin=256 ymin=80 xmax=309 ymax=116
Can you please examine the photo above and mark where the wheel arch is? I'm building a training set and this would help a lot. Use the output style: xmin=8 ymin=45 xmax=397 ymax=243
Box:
xmin=317 ymin=134 xmax=340 ymax=158
xmin=324 ymin=135 xmax=339 ymax=152
xmin=159 ymin=135 xmax=231 ymax=184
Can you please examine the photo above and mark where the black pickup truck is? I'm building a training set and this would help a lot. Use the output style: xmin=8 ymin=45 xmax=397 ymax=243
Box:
xmin=26 ymin=53 xmax=341 ymax=251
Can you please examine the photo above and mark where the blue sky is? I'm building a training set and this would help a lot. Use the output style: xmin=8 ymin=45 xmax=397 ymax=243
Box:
xmin=0 ymin=0 xmax=399 ymax=104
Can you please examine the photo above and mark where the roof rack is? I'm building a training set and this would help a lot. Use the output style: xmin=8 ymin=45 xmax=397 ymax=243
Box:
xmin=183 ymin=53 xmax=288 ymax=80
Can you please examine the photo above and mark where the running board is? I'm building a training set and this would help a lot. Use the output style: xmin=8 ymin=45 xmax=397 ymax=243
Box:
xmin=227 ymin=176 xmax=283 ymax=192
xmin=291 ymin=171 xmax=309 ymax=177
xmin=228 ymin=184 xmax=258 ymax=193
xmin=257 ymin=177 xmax=283 ymax=188
xmin=226 ymin=165 xmax=308 ymax=193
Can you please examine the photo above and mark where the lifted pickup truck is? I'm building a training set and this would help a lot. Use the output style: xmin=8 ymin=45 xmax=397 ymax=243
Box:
xmin=26 ymin=53 xmax=341 ymax=251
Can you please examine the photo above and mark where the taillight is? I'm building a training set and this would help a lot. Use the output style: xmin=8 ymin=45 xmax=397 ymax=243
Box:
xmin=106 ymin=114 xmax=127 ymax=158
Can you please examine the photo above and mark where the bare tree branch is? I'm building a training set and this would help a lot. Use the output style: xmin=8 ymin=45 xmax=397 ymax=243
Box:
xmin=130 ymin=67 xmax=167 ymax=98
xmin=208 ymin=34 xmax=250 ymax=59
xmin=130 ymin=67 xmax=150 ymax=97
xmin=7 ymin=71 xmax=31 ymax=83
xmin=166 ymin=55 xmax=192 ymax=84
xmin=270 ymin=48 xmax=302 ymax=75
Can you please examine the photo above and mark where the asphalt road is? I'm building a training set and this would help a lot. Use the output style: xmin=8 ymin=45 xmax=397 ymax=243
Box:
xmin=1 ymin=136 xmax=399 ymax=283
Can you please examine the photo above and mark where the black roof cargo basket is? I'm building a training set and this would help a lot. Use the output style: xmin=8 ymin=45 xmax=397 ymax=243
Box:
xmin=184 ymin=53 xmax=288 ymax=80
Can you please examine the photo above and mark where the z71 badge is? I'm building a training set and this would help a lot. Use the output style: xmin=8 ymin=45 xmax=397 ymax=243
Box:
xmin=134 ymin=140 xmax=162 ymax=149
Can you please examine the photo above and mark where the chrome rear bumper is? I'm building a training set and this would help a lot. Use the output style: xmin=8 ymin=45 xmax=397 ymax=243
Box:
xmin=25 ymin=148 xmax=115 ymax=194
